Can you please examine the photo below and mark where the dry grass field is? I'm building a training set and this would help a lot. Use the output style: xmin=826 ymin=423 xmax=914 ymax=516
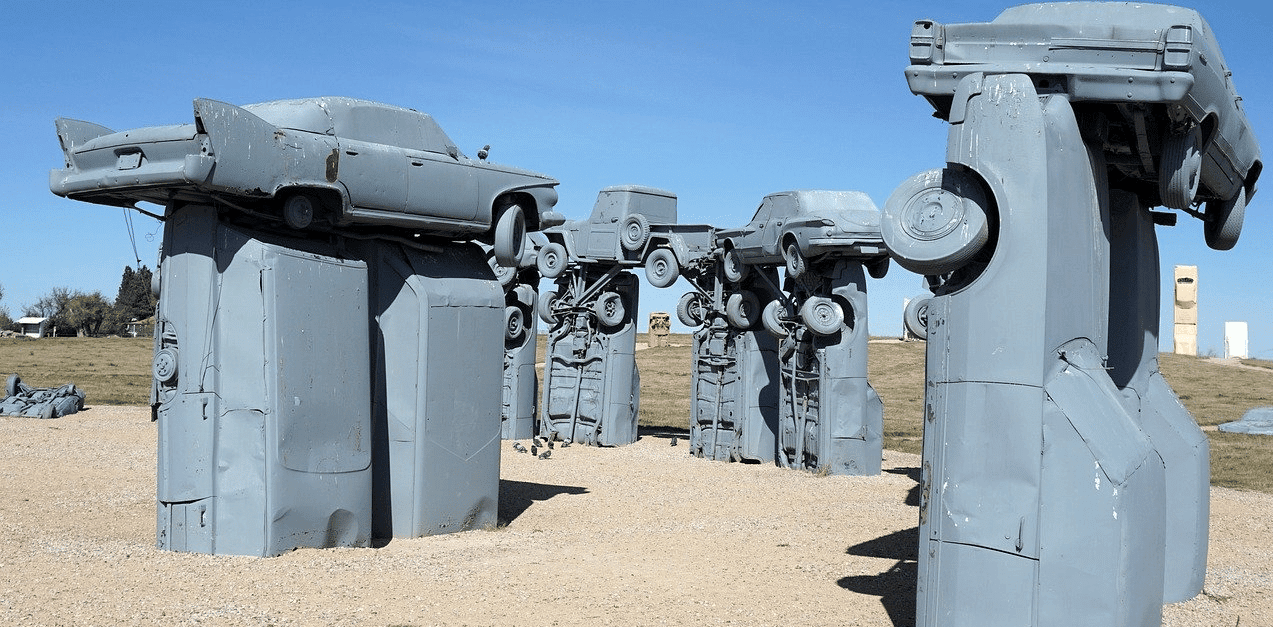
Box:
xmin=3 ymin=332 xmax=1272 ymax=492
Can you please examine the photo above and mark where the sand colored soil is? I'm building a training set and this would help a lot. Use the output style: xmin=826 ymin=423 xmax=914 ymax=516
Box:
xmin=0 ymin=406 xmax=1269 ymax=626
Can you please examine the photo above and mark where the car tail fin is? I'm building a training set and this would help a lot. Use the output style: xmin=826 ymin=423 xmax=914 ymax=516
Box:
xmin=53 ymin=118 xmax=115 ymax=162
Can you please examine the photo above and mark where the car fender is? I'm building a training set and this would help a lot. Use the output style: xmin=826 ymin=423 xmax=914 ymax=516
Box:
xmin=195 ymin=98 xmax=337 ymax=201
xmin=780 ymin=226 xmax=811 ymax=258
xmin=653 ymin=233 xmax=690 ymax=266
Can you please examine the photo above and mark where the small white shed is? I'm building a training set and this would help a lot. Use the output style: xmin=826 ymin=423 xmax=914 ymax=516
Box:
xmin=17 ymin=317 xmax=49 ymax=339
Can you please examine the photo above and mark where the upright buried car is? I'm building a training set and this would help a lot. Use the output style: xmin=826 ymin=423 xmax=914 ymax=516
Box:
xmin=903 ymin=3 xmax=1260 ymax=252
xmin=50 ymin=97 xmax=561 ymax=264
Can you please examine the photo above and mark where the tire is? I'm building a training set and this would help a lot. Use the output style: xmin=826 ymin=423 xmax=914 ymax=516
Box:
xmin=4 ymin=374 xmax=18 ymax=398
xmin=762 ymin=299 xmax=789 ymax=338
xmin=594 ymin=292 xmax=626 ymax=327
xmin=783 ymin=241 xmax=806 ymax=279
xmin=883 ymin=168 xmax=991 ymax=276
xmin=153 ymin=348 xmax=179 ymax=384
xmin=725 ymin=291 xmax=760 ymax=329
xmin=505 ymin=305 xmax=526 ymax=341
xmin=1204 ymin=186 xmax=1246 ymax=251
xmin=538 ymin=290 xmax=559 ymax=325
xmin=536 ymin=242 xmax=568 ymax=279
xmin=866 ymin=256 xmax=890 ymax=279
xmin=621 ymin=214 xmax=650 ymax=252
xmin=492 ymin=259 xmax=517 ymax=287
xmin=282 ymin=193 xmax=316 ymax=229
xmin=494 ymin=204 xmax=527 ymax=267
xmin=800 ymin=296 xmax=844 ymax=336
xmin=721 ymin=248 xmax=749 ymax=282
xmin=645 ymin=248 xmax=680 ymax=288
xmin=676 ymin=292 xmax=707 ymax=327
xmin=1159 ymin=126 xmax=1203 ymax=211
xmin=904 ymin=296 xmax=931 ymax=340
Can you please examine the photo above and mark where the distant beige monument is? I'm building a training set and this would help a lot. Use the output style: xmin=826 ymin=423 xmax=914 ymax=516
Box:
xmin=648 ymin=312 xmax=670 ymax=347
xmin=1174 ymin=265 xmax=1198 ymax=356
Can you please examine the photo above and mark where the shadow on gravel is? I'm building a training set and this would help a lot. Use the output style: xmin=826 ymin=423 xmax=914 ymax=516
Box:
xmin=837 ymin=558 xmax=917 ymax=627
xmin=837 ymin=466 xmax=922 ymax=627
xmin=886 ymin=466 xmax=922 ymax=507
xmin=498 ymin=479 xmax=589 ymax=525
xmin=637 ymin=425 xmax=690 ymax=441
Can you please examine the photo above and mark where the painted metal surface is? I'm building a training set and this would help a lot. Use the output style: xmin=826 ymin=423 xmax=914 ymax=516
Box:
xmin=715 ymin=190 xmax=888 ymax=273
xmin=1107 ymin=190 xmax=1210 ymax=603
xmin=1218 ymin=407 xmax=1273 ymax=435
xmin=153 ymin=204 xmax=372 ymax=557
xmin=0 ymin=375 xmax=85 ymax=419
xmin=539 ymin=268 xmax=641 ymax=447
xmin=889 ymin=4 xmax=1258 ymax=621
xmin=501 ymin=281 xmax=539 ymax=441
xmin=704 ymin=189 xmax=887 ymax=475
xmin=771 ymin=260 xmax=883 ymax=476
xmin=678 ymin=260 xmax=781 ymax=464
xmin=53 ymin=98 xmax=562 ymax=554
xmin=356 ymin=240 xmax=503 ymax=540
xmin=689 ymin=321 xmax=779 ymax=462
xmin=536 ymin=185 xmax=715 ymax=288
xmin=50 ymin=97 xmax=560 ymax=261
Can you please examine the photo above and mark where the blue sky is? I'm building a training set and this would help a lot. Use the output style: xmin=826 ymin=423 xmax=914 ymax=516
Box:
xmin=2 ymin=0 xmax=1267 ymax=357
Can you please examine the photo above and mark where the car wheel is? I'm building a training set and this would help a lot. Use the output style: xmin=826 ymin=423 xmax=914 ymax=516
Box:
xmin=645 ymin=248 xmax=680 ymax=288
xmin=621 ymin=214 xmax=651 ymax=252
xmin=725 ymin=290 xmax=760 ymax=329
xmin=866 ymin=256 xmax=890 ymax=279
xmin=762 ymin=299 xmax=789 ymax=338
xmin=505 ymin=305 xmax=526 ymax=341
xmin=492 ymin=261 xmax=517 ymax=287
xmin=494 ymin=204 xmax=527 ymax=267
xmin=538 ymin=290 xmax=559 ymax=325
xmin=4 ymin=374 xmax=19 ymax=398
xmin=722 ymin=248 xmax=749 ymax=282
xmin=883 ymin=167 xmax=991 ymax=276
xmin=783 ymin=241 xmax=806 ymax=279
xmin=800 ymin=296 xmax=843 ymax=336
xmin=153 ymin=348 xmax=179 ymax=385
xmin=1203 ymin=185 xmax=1246 ymax=251
xmin=537 ymin=242 xmax=568 ymax=279
xmin=1159 ymin=126 xmax=1203 ymax=211
xmin=594 ymin=291 xmax=626 ymax=327
xmin=676 ymin=292 xmax=708 ymax=327
xmin=283 ymin=193 xmax=316 ymax=229
xmin=904 ymin=296 xmax=931 ymax=340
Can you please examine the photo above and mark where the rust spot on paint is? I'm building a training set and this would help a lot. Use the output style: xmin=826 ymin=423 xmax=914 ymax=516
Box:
xmin=325 ymin=149 xmax=339 ymax=182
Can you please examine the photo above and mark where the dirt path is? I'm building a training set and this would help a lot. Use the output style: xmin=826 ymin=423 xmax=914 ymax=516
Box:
xmin=0 ymin=406 xmax=1268 ymax=626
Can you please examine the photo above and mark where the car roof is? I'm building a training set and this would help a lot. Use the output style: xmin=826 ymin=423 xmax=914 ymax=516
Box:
xmin=764 ymin=190 xmax=878 ymax=214
xmin=242 ymin=96 xmax=461 ymax=157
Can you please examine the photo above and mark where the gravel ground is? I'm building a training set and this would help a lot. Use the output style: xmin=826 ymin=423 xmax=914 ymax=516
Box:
xmin=0 ymin=405 xmax=1269 ymax=626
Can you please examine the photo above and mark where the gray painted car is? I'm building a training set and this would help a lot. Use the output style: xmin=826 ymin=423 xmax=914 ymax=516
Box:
xmin=535 ymin=185 xmax=715 ymax=289
xmin=50 ymin=97 xmax=561 ymax=264
xmin=906 ymin=3 xmax=1262 ymax=250
xmin=714 ymin=190 xmax=889 ymax=280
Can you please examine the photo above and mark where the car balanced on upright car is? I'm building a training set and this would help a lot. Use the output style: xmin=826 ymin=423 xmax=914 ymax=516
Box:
xmin=50 ymin=97 xmax=562 ymax=264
